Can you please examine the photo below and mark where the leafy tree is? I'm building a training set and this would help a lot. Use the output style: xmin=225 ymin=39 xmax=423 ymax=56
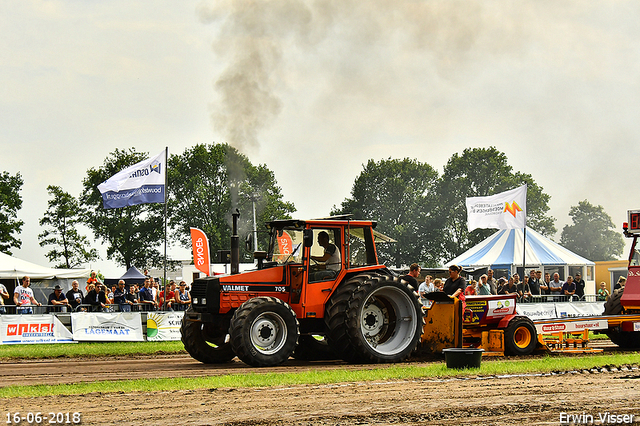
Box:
xmin=80 ymin=148 xmax=165 ymax=270
xmin=168 ymin=143 xmax=295 ymax=260
xmin=436 ymin=147 xmax=556 ymax=262
xmin=38 ymin=185 xmax=99 ymax=268
xmin=560 ymin=200 xmax=624 ymax=261
xmin=332 ymin=158 xmax=441 ymax=268
xmin=0 ymin=171 xmax=24 ymax=255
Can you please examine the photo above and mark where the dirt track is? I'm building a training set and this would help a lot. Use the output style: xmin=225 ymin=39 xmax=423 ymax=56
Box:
xmin=3 ymin=345 xmax=640 ymax=426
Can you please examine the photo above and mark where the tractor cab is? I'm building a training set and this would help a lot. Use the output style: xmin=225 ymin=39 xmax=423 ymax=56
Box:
xmin=622 ymin=210 xmax=640 ymax=313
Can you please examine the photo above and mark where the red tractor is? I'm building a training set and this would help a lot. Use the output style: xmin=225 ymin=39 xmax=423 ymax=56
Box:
xmin=602 ymin=209 xmax=640 ymax=347
xmin=182 ymin=212 xmax=424 ymax=367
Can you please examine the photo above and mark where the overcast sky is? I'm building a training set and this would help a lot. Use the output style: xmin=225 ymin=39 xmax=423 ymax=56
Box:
xmin=1 ymin=1 xmax=638 ymax=277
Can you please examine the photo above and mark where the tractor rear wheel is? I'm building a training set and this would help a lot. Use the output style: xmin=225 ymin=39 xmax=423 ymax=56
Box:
xmin=504 ymin=316 xmax=537 ymax=355
xmin=345 ymin=276 xmax=424 ymax=363
xmin=603 ymin=288 xmax=624 ymax=315
xmin=181 ymin=313 xmax=235 ymax=364
xmin=229 ymin=297 xmax=299 ymax=367
xmin=607 ymin=329 xmax=640 ymax=349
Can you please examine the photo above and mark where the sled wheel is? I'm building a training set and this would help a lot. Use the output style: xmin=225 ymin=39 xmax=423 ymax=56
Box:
xmin=504 ymin=316 xmax=537 ymax=356
xmin=229 ymin=297 xmax=299 ymax=367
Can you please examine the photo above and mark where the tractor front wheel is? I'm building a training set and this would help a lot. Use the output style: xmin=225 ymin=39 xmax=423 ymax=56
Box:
xmin=229 ymin=297 xmax=299 ymax=367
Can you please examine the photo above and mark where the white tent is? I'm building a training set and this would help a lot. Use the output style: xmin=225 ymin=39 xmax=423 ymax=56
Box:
xmin=444 ymin=227 xmax=595 ymax=288
xmin=0 ymin=252 xmax=91 ymax=280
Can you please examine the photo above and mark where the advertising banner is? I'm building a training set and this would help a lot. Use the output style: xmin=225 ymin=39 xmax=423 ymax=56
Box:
xmin=535 ymin=319 xmax=609 ymax=335
xmin=190 ymin=228 xmax=210 ymax=276
xmin=146 ymin=311 xmax=184 ymax=341
xmin=97 ymin=149 xmax=166 ymax=209
xmin=0 ymin=315 xmax=74 ymax=344
xmin=516 ymin=303 xmax=558 ymax=320
xmin=466 ymin=184 xmax=527 ymax=231
xmin=555 ymin=301 xmax=606 ymax=318
xmin=71 ymin=312 xmax=144 ymax=341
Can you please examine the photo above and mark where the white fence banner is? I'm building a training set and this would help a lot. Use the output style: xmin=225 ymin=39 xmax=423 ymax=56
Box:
xmin=0 ymin=315 xmax=74 ymax=344
xmin=555 ymin=301 xmax=605 ymax=318
xmin=146 ymin=311 xmax=184 ymax=341
xmin=516 ymin=303 xmax=557 ymax=320
xmin=71 ymin=312 xmax=144 ymax=341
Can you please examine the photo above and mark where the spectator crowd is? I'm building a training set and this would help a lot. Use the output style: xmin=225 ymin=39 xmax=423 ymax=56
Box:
xmin=1 ymin=272 xmax=192 ymax=314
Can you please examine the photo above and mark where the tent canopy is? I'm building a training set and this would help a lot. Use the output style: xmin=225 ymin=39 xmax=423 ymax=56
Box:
xmin=0 ymin=252 xmax=91 ymax=280
xmin=119 ymin=266 xmax=146 ymax=280
xmin=445 ymin=227 xmax=595 ymax=269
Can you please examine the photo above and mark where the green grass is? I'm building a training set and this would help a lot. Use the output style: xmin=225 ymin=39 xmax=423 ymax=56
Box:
xmin=1 ymin=350 xmax=640 ymax=399
xmin=0 ymin=341 xmax=186 ymax=359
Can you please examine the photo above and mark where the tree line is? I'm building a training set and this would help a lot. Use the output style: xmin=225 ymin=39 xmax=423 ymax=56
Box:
xmin=0 ymin=145 xmax=624 ymax=269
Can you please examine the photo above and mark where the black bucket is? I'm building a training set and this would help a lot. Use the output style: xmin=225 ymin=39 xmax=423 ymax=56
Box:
xmin=442 ymin=348 xmax=484 ymax=369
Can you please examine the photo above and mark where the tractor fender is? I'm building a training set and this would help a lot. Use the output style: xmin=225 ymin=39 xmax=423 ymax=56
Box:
xmin=497 ymin=314 xmax=519 ymax=329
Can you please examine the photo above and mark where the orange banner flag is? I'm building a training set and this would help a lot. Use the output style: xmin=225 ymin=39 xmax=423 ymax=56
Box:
xmin=190 ymin=228 xmax=210 ymax=276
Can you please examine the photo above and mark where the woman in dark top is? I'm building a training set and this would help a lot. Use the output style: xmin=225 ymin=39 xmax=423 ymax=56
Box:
xmin=443 ymin=265 xmax=466 ymax=298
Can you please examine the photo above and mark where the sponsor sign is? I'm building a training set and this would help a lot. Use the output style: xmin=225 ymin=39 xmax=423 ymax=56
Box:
xmin=0 ymin=315 xmax=74 ymax=344
xmin=535 ymin=319 xmax=609 ymax=334
xmin=146 ymin=311 xmax=184 ymax=341
xmin=97 ymin=149 xmax=166 ymax=209
xmin=555 ymin=301 xmax=606 ymax=318
xmin=516 ymin=303 xmax=557 ymax=320
xmin=466 ymin=184 xmax=527 ymax=231
xmin=464 ymin=300 xmax=488 ymax=323
xmin=71 ymin=312 xmax=144 ymax=341
xmin=190 ymin=227 xmax=210 ymax=276
xmin=486 ymin=299 xmax=516 ymax=318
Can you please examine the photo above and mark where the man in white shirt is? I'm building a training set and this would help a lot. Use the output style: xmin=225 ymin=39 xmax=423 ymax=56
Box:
xmin=14 ymin=276 xmax=41 ymax=314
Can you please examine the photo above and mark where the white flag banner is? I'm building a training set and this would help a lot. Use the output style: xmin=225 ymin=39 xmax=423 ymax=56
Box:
xmin=97 ymin=149 xmax=166 ymax=209
xmin=466 ymin=184 xmax=527 ymax=231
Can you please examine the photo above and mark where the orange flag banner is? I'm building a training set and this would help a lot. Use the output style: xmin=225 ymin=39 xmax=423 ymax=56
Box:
xmin=190 ymin=228 xmax=210 ymax=276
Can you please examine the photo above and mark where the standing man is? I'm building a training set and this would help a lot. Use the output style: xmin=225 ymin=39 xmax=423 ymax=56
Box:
xmin=0 ymin=281 xmax=9 ymax=314
xmin=47 ymin=285 xmax=70 ymax=313
xmin=418 ymin=275 xmax=435 ymax=298
xmin=138 ymin=278 xmax=157 ymax=311
xmin=477 ymin=274 xmax=491 ymax=296
xmin=563 ymin=276 xmax=577 ymax=299
xmin=86 ymin=283 xmax=107 ymax=312
xmin=574 ymin=272 xmax=586 ymax=300
xmin=66 ymin=280 xmax=84 ymax=312
xmin=113 ymin=280 xmax=132 ymax=312
xmin=402 ymin=263 xmax=421 ymax=289
xmin=549 ymin=273 xmax=564 ymax=300
xmin=539 ymin=272 xmax=551 ymax=296
xmin=528 ymin=270 xmax=541 ymax=296
xmin=486 ymin=269 xmax=498 ymax=295
xmin=14 ymin=276 xmax=41 ymax=314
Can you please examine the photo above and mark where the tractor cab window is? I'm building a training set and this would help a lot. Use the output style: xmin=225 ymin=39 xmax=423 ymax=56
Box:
xmin=631 ymin=248 xmax=640 ymax=266
xmin=346 ymin=226 xmax=378 ymax=267
xmin=309 ymin=228 xmax=342 ymax=282
xmin=270 ymin=229 xmax=305 ymax=265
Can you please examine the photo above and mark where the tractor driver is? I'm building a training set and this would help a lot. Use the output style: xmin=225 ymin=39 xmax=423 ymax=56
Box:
xmin=310 ymin=231 xmax=341 ymax=274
